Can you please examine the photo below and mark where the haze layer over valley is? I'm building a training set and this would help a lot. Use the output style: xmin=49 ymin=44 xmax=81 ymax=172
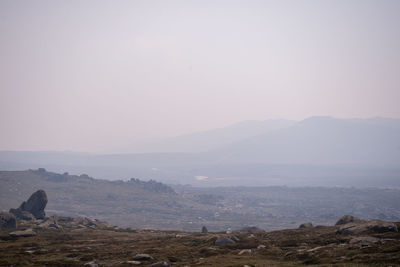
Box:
xmin=1 ymin=116 xmax=399 ymax=187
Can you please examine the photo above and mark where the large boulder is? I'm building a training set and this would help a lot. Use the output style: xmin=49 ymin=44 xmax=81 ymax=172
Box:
xmin=0 ymin=212 xmax=17 ymax=229
xmin=215 ymin=236 xmax=236 ymax=246
xmin=9 ymin=190 xmax=48 ymax=220
xmin=335 ymin=215 xmax=365 ymax=226
xmin=338 ymin=220 xmax=398 ymax=235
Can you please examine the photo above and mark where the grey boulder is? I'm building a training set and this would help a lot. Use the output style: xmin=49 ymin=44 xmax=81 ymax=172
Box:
xmin=335 ymin=215 xmax=365 ymax=226
xmin=0 ymin=212 xmax=17 ymax=229
xmin=299 ymin=222 xmax=313 ymax=229
xmin=9 ymin=228 xmax=37 ymax=237
xmin=9 ymin=190 xmax=48 ymax=220
xmin=132 ymin=253 xmax=154 ymax=261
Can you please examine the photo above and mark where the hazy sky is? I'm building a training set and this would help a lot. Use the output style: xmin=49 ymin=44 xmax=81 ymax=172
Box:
xmin=1 ymin=0 xmax=399 ymax=152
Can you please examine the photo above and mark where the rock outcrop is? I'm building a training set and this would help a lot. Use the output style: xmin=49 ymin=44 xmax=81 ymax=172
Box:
xmin=335 ymin=215 xmax=365 ymax=226
xmin=9 ymin=228 xmax=37 ymax=237
xmin=0 ymin=212 xmax=17 ymax=229
xmin=10 ymin=190 xmax=48 ymax=220
xmin=299 ymin=222 xmax=313 ymax=229
xmin=201 ymin=226 xmax=208 ymax=233
xmin=338 ymin=220 xmax=398 ymax=234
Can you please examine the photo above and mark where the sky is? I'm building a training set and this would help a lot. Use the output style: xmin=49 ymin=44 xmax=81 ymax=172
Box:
xmin=0 ymin=0 xmax=399 ymax=153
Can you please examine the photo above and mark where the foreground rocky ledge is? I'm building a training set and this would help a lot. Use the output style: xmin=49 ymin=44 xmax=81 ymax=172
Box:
xmin=1 ymin=219 xmax=399 ymax=266
xmin=1 ymin=189 xmax=399 ymax=266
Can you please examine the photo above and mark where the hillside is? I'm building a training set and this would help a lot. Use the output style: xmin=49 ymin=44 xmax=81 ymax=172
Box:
xmin=1 ymin=170 xmax=400 ymax=231
xmin=212 ymin=116 xmax=400 ymax=166
xmin=128 ymin=119 xmax=296 ymax=153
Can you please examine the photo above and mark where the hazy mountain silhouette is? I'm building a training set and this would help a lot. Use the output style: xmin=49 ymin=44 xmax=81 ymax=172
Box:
xmin=128 ymin=119 xmax=296 ymax=153
xmin=0 ymin=117 xmax=399 ymax=186
xmin=211 ymin=116 xmax=400 ymax=166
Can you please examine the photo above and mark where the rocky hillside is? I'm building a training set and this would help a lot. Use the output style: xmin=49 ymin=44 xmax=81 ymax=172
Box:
xmin=1 ymin=189 xmax=399 ymax=266
xmin=2 ymin=169 xmax=400 ymax=232
xmin=0 ymin=208 xmax=399 ymax=266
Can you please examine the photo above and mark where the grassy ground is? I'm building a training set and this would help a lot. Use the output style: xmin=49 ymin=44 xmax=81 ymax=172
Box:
xmin=1 ymin=223 xmax=400 ymax=266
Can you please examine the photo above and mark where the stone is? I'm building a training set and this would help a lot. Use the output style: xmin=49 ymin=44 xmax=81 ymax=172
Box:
xmin=230 ymin=235 xmax=240 ymax=242
xmin=238 ymin=249 xmax=252 ymax=255
xmin=215 ymin=236 xmax=236 ymax=246
xmin=84 ymin=262 xmax=98 ymax=267
xmin=335 ymin=215 xmax=365 ymax=226
xmin=349 ymin=236 xmax=379 ymax=244
xmin=39 ymin=217 xmax=61 ymax=229
xmin=0 ymin=212 xmax=17 ymax=229
xmin=338 ymin=220 xmax=398 ymax=235
xmin=9 ymin=190 xmax=48 ymax=220
xmin=257 ymin=244 xmax=266 ymax=249
xmin=299 ymin=222 xmax=313 ymax=229
xmin=126 ymin=261 xmax=141 ymax=265
xmin=9 ymin=209 xmax=34 ymax=221
xmin=133 ymin=254 xmax=154 ymax=261
xmin=201 ymin=226 xmax=208 ymax=233
xmin=9 ymin=228 xmax=37 ymax=237
xmin=149 ymin=262 xmax=170 ymax=267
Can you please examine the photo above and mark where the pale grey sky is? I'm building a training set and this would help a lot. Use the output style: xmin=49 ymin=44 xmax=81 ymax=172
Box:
xmin=1 ymin=0 xmax=399 ymax=152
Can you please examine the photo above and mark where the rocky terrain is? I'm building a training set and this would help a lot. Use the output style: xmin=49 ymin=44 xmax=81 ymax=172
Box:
xmin=1 ymin=189 xmax=400 ymax=266
xmin=1 ymin=169 xmax=400 ymax=231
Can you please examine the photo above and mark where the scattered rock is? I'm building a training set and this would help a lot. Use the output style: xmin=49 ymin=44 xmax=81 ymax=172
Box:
xmin=257 ymin=244 xmax=266 ymax=250
xmin=84 ymin=262 xmax=98 ymax=267
xmin=9 ymin=190 xmax=48 ymax=220
xmin=338 ymin=220 xmax=398 ymax=234
xmin=335 ymin=215 xmax=365 ymax=226
xmin=201 ymin=226 xmax=208 ymax=233
xmin=349 ymin=236 xmax=379 ymax=244
xmin=233 ymin=226 xmax=265 ymax=233
xmin=0 ymin=212 xmax=17 ymax=229
xmin=285 ymin=251 xmax=295 ymax=257
xmin=9 ymin=228 xmax=37 ymax=237
xmin=238 ymin=249 xmax=252 ymax=255
xmin=215 ymin=236 xmax=236 ymax=246
xmin=9 ymin=209 xmax=35 ymax=220
xmin=39 ymin=217 xmax=61 ymax=229
xmin=149 ymin=262 xmax=170 ymax=267
xmin=230 ymin=235 xmax=240 ymax=242
xmin=299 ymin=222 xmax=313 ymax=229
xmin=132 ymin=254 xmax=154 ymax=261
xmin=126 ymin=261 xmax=141 ymax=265
xmin=307 ymin=246 xmax=324 ymax=252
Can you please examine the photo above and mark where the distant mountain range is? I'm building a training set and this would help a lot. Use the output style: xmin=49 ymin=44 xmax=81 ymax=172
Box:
xmin=1 ymin=116 xmax=399 ymax=187
xmin=129 ymin=119 xmax=296 ymax=153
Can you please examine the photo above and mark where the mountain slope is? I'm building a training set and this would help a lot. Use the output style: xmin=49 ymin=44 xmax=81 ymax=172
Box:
xmin=128 ymin=119 xmax=296 ymax=153
xmin=211 ymin=116 xmax=400 ymax=166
